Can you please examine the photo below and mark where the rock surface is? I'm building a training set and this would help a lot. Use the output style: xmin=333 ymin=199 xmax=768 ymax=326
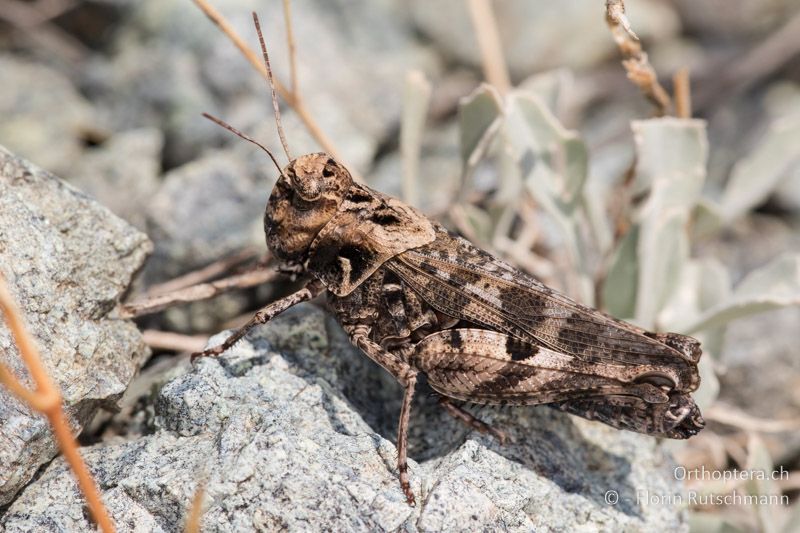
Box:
xmin=0 ymin=146 xmax=152 ymax=506
xmin=84 ymin=0 xmax=438 ymax=171
xmin=2 ymin=304 xmax=687 ymax=531
xmin=144 ymin=151 xmax=265 ymax=282
xmin=69 ymin=128 xmax=164 ymax=231
xmin=0 ymin=56 xmax=96 ymax=178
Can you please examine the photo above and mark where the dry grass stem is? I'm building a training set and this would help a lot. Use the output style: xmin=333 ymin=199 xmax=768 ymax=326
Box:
xmin=777 ymin=472 xmax=800 ymax=492
xmin=0 ymin=274 xmax=115 ymax=533
xmin=121 ymin=267 xmax=277 ymax=318
xmin=142 ymin=330 xmax=210 ymax=353
xmin=673 ymin=67 xmax=692 ymax=119
xmin=605 ymin=0 xmax=671 ymax=116
xmin=0 ymin=0 xmax=87 ymax=62
xmin=281 ymin=0 xmax=299 ymax=96
xmin=191 ymin=0 xmax=360 ymax=180
xmin=705 ymin=402 xmax=800 ymax=433
xmin=147 ymin=248 xmax=262 ymax=296
xmin=467 ymin=0 xmax=511 ymax=94
xmin=184 ymin=481 xmax=206 ymax=533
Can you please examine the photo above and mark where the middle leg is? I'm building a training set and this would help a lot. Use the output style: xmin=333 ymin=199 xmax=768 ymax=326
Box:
xmin=350 ymin=331 xmax=419 ymax=505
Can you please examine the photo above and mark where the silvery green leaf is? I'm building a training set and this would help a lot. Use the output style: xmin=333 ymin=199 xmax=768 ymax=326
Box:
xmin=721 ymin=117 xmax=800 ymax=223
xmin=459 ymin=203 xmax=494 ymax=246
xmin=562 ymin=137 xmax=589 ymax=208
xmin=692 ymin=197 xmax=724 ymax=240
xmin=523 ymin=169 xmax=594 ymax=304
xmin=580 ymin=186 xmax=613 ymax=257
xmin=693 ymin=343 xmax=720 ymax=409
xmin=659 ymin=258 xmax=731 ymax=333
xmin=516 ymin=68 xmax=573 ymax=117
xmin=602 ymin=226 xmax=639 ymax=320
xmin=631 ymin=118 xmax=708 ymax=199
xmin=495 ymin=123 xmax=525 ymax=207
xmin=635 ymin=208 xmax=689 ymax=329
xmin=507 ymin=92 xmax=587 ymax=208
xmin=697 ymin=258 xmax=732 ymax=312
xmin=400 ymin=70 xmax=432 ymax=208
xmin=628 ymin=118 xmax=708 ymax=328
xmin=684 ymin=253 xmax=800 ymax=334
xmin=459 ymin=83 xmax=503 ymax=183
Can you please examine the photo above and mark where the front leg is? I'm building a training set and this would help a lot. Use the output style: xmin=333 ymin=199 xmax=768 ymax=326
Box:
xmin=350 ymin=331 xmax=418 ymax=505
xmin=193 ymin=279 xmax=325 ymax=360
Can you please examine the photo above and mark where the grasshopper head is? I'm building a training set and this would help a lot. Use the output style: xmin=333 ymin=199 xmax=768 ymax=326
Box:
xmin=265 ymin=153 xmax=353 ymax=266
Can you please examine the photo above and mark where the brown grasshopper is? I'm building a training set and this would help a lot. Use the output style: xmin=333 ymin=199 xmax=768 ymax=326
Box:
xmin=194 ymin=13 xmax=704 ymax=506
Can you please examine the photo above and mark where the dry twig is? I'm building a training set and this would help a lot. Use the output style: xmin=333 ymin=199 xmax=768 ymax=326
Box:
xmin=191 ymin=0 xmax=360 ymax=180
xmin=0 ymin=0 xmax=87 ymax=62
xmin=142 ymin=330 xmax=210 ymax=353
xmin=705 ymin=402 xmax=800 ymax=433
xmin=0 ymin=274 xmax=115 ymax=533
xmin=605 ymin=0 xmax=671 ymax=116
xmin=281 ymin=0 xmax=299 ymax=96
xmin=672 ymin=67 xmax=692 ymax=119
xmin=147 ymin=249 xmax=263 ymax=296
xmin=120 ymin=267 xmax=277 ymax=318
xmin=184 ymin=481 xmax=206 ymax=533
xmin=467 ymin=0 xmax=511 ymax=94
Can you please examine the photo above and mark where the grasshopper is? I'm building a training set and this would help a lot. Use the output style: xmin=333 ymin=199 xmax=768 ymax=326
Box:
xmin=194 ymin=13 xmax=704 ymax=506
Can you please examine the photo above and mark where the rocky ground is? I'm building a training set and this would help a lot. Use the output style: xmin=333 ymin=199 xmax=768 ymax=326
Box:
xmin=2 ymin=305 xmax=687 ymax=532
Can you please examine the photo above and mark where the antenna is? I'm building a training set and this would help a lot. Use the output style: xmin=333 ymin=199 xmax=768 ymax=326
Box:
xmin=252 ymin=12 xmax=292 ymax=163
xmin=202 ymin=112 xmax=284 ymax=176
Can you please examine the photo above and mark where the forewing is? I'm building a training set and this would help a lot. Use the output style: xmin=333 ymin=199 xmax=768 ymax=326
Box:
xmin=388 ymin=228 xmax=700 ymax=391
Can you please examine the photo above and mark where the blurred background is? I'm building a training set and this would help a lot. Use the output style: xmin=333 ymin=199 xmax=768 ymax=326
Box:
xmin=1 ymin=0 xmax=799 ymax=530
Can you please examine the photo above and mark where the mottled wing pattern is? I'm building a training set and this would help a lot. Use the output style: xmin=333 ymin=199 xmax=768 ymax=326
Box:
xmin=388 ymin=227 xmax=700 ymax=392
xmin=414 ymin=329 xmax=703 ymax=438
xmin=307 ymin=184 xmax=435 ymax=296
xmin=413 ymin=329 xmax=670 ymax=403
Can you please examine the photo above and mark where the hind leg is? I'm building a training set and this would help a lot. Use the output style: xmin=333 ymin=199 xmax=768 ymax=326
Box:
xmin=438 ymin=396 xmax=507 ymax=445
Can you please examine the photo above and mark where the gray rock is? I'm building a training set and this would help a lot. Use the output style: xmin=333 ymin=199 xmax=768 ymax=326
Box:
xmin=84 ymin=0 xmax=439 ymax=171
xmin=2 ymin=304 xmax=687 ymax=531
xmin=0 ymin=145 xmax=152 ymax=506
xmin=140 ymin=150 xmax=270 ymax=333
xmin=144 ymin=150 xmax=267 ymax=283
xmin=69 ymin=128 xmax=164 ymax=230
xmin=0 ymin=56 xmax=95 ymax=177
